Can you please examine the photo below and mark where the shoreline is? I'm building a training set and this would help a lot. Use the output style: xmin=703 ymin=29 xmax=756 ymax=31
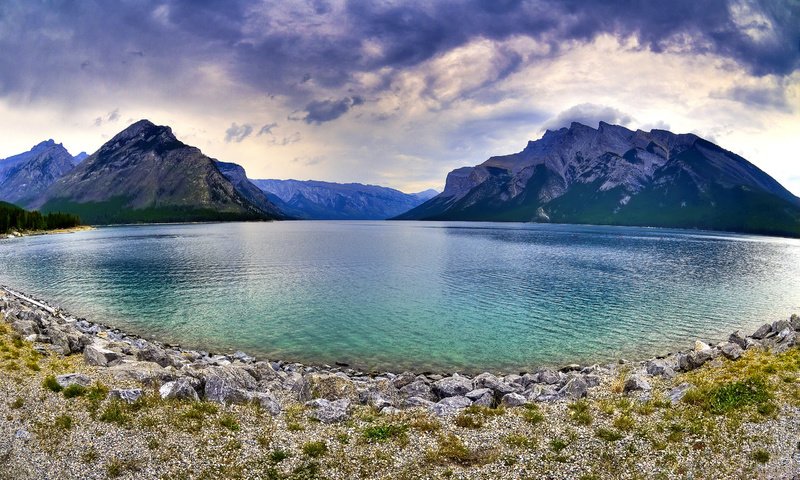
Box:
xmin=1 ymin=284 xmax=799 ymax=479
xmin=2 ymin=225 xmax=94 ymax=239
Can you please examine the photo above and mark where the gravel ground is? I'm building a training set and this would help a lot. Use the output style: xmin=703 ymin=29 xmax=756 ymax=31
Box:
xmin=1 ymin=316 xmax=799 ymax=480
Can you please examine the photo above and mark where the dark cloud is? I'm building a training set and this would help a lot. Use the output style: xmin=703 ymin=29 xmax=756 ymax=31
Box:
xmin=258 ymin=122 xmax=278 ymax=135
xmin=542 ymin=104 xmax=633 ymax=130
xmin=301 ymin=96 xmax=364 ymax=125
xmin=93 ymin=108 xmax=121 ymax=127
xmin=714 ymin=82 xmax=792 ymax=112
xmin=0 ymin=0 xmax=797 ymax=109
xmin=224 ymin=123 xmax=254 ymax=142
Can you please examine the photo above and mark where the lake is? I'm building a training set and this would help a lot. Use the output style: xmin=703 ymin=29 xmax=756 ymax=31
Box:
xmin=1 ymin=221 xmax=799 ymax=373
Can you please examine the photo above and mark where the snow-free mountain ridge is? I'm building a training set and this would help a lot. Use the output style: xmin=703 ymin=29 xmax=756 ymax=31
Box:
xmin=397 ymin=122 xmax=800 ymax=237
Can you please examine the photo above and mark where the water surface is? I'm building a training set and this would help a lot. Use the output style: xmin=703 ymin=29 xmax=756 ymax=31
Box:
xmin=1 ymin=221 xmax=799 ymax=373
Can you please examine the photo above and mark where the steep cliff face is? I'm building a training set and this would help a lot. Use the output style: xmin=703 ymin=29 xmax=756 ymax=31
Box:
xmin=0 ymin=140 xmax=76 ymax=207
xmin=34 ymin=120 xmax=283 ymax=224
xmin=397 ymin=122 xmax=800 ymax=237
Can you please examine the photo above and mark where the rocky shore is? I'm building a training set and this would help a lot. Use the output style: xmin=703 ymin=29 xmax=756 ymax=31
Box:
xmin=1 ymin=285 xmax=799 ymax=479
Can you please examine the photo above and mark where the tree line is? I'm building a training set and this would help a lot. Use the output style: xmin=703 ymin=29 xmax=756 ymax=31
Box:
xmin=0 ymin=202 xmax=81 ymax=233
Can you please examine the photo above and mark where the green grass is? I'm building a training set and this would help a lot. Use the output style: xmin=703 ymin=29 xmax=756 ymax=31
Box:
xmin=684 ymin=376 xmax=772 ymax=414
xmin=454 ymin=413 xmax=484 ymax=429
xmin=43 ymin=375 xmax=62 ymax=393
xmin=595 ymin=428 xmax=623 ymax=442
xmin=549 ymin=437 xmax=571 ymax=453
xmin=219 ymin=414 xmax=240 ymax=432
xmin=568 ymin=399 xmax=593 ymax=425
xmin=426 ymin=434 xmax=494 ymax=466
xmin=99 ymin=401 xmax=131 ymax=425
xmin=62 ymin=384 xmax=86 ymax=398
xmin=301 ymin=441 xmax=328 ymax=458
xmin=10 ymin=397 xmax=23 ymax=409
xmin=504 ymin=434 xmax=537 ymax=450
xmin=522 ymin=403 xmax=545 ymax=424
xmin=269 ymin=448 xmax=292 ymax=464
xmin=54 ymin=414 xmax=73 ymax=430
xmin=363 ymin=423 xmax=409 ymax=442
xmin=751 ymin=449 xmax=770 ymax=463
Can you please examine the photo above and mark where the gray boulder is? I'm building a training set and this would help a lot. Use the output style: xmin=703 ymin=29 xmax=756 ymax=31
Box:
xmin=83 ymin=343 xmax=120 ymax=367
xmin=646 ymin=359 xmax=676 ymax=379
xmin=623 ymin=375 xmax=651 ymax=393
xmin=251 ymin=391 xmax=282 ymax=416
xmin=558 ymin=377 xmax=588 ymax=399
xmin=668 ymin=383 xmax=692 ymax=404
xmin=774 ymin=328 xmax=797 ymax=354
xmin=728 ymin=330 xmax=747 ymax=349
xmin=159 ymin=378 xmax=199 ymax=401
xmin=399 ymin=380 xmax=434 ymax=400
xmin=751 ymin=323 xmax=772 ymax=339
xmin=303 ymin=373 xmax=359 ymax=402
xmin=534 ymin=369 xmax=561 ymax=385
xmin=720 ymin=342 xmax=744 ymax=360
xmin=392 ymin=372 xmax=416 ymax=389
xmin=772 ymin=320 xmax=791 ymax=334
xmin=307 ymin=398 xmax=350 ymax=423
xmin=500 ymin=392 xmax=527 ymax=408
xmin=404 ymin=396 xmax=435 ymax=408
xmin=201 ymin=366 xmax=258 ymax=404
xmin=473 ymin=373 xmax=517 ymax=395
xmin=790 ymin=314 xmax=800 ymax=331
xmin=465 ymin=388 xmax=492 ymax=401
xmin=56 ymin=373 xmax=92 ymax=389
xmin=471 ymin=392 xmax=494 ymax=407
xmin=109 ymin=388 xmax=143 ymax=403
xmin=432 ymin=375 xmax=473 ymax=399
xmin=109 ymin=360 xmax=177 ymax=386
xmin=430 ymin=396 xmax=472 ymax=416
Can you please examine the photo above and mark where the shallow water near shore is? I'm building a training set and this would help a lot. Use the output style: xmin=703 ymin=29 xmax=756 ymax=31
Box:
xmin=1 ymin=221 xmax=799 ymax=373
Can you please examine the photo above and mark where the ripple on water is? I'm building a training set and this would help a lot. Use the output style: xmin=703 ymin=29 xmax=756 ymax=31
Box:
xmin=1 ymin=221 xmax=799 ymax=373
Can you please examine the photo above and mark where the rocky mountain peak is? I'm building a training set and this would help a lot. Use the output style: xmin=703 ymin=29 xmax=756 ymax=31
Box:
xmin=104 ymin=120 xmax=178 ymax=152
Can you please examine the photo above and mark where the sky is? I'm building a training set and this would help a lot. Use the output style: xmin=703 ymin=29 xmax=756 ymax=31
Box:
xmin=0 ymin=0 xmax=798 ymax=195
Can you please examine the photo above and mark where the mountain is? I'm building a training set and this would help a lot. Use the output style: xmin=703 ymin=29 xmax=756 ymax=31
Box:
xmin=252 ymin=179 xmax=439 ymax=220
xmin=72 ymin=152 xmax=89 ymax=164
xmin=397 ymin=121 xmax=800 ymax=237
xmin=32 ymin=120 xmax=284 ymax=224
xmin=214 ymin=161 xmax=287 ymax=219
xmin=0 ymin=140 xmax=77 ymax=207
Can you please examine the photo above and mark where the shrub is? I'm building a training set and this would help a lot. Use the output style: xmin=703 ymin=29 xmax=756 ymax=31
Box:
xmin=504 ymin=434 xmax=537 ymax=449
xmin=269 ymin=448 xmax=291 ymax=463
xmin=522 ymin=404 xmax=544 ymax=424
xmin=752 ymin=449 xmax=770 ymax=463
xmin=54 ymin=414 xmax=73 ymax=430
xmin=43 ymin=375 xmax=62 ymax=393
xmin=62 ymin=384 xmax=86 ymax=398
xmin=568 ymin=399 xmax=593 ymax=425
xmin=454 ymin=413 xmax=484 ymax=429
xmin=99 ymin=401 xmax=130 ymax=425
xmin=302 ymin=441 xmax=328 ymax=458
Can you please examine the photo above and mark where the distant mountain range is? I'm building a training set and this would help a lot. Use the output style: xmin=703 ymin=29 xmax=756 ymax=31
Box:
xmin=0 ymin=120 xmax=436 ymax=224
xmin=22 ymin=120 xmax=285 ymax=224
xmin=0 ymin=140 xmax=76 ymax=206
xmin=398 ymin=122 xmax=800 ymax=237
xmin=253 ymin=179 xmax=438 ymax=220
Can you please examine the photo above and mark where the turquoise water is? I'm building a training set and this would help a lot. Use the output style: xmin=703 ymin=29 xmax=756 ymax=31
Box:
xmin=1 ymin=221 xmax=799 ymax=373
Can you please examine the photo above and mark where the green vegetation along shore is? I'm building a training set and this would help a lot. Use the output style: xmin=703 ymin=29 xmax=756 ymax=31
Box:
xmin=0 ymin=288 xmax=798 ymax=479
xmin=0 ymin=201 xmax=80 ymax=234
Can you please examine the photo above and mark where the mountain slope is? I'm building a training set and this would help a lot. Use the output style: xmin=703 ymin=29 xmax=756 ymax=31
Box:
xmin=33 ymin=120 xmax=283 ymax=224
xmin=0 ymin=140 xmax=76 ymax=207
xmin=252 ymin=179 xmax=438 ymax=220
xmin=214 ymin=161 xmax=288 ymax=219
xmin=397 ymin=122 xmax=800 ymax=237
